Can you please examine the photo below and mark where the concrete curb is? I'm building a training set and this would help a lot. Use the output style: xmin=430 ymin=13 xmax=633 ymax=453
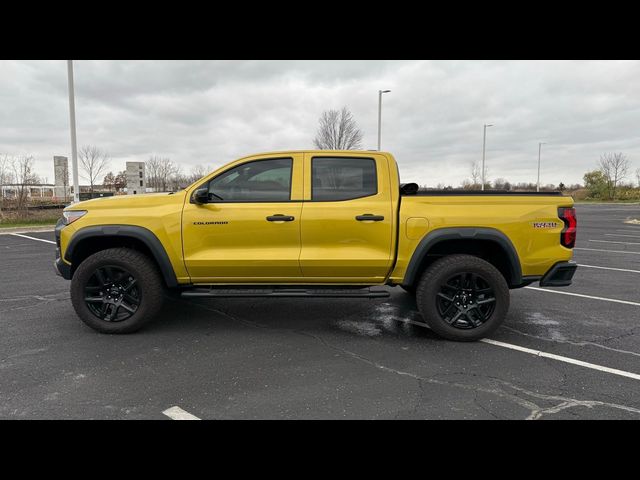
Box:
xmin=0 ymin=225 xmax=56 ymax=235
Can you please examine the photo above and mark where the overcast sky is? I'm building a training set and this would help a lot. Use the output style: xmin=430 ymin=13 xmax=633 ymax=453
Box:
xmin=1 ymin=60 xmax=639 ymax=187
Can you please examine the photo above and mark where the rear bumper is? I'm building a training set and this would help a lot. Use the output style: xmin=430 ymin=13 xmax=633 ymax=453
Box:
xmin=539 ymin=261 xmax=577 ymax=287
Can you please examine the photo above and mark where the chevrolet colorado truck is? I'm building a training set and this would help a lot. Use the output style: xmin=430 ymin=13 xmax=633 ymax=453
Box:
xmin=55 ymin=150 xmax=577 ymax=341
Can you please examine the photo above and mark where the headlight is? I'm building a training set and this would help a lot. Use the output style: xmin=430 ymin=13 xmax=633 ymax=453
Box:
xmin=62 ymin=210 xmax=87 ymax=225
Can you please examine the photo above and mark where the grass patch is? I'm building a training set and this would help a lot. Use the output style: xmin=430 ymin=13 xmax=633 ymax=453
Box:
xmin=574 ymin=199 xmax=640 ymax=204
xmin=0 ymin=219 xmax=59 ymax=228
xmin=0 ymin=208 xmax=63 ymax=228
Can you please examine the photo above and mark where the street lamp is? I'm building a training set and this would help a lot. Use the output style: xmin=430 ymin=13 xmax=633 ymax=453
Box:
xmin=537 ymin=142 xmax=547 ymax=192
xmin=66 ymin=60 xmax=80 ymax=203
xmin=481 ymin=124 xmax=494 ymax=190
xmin=377 ymin=90 xmax=391 ymax=151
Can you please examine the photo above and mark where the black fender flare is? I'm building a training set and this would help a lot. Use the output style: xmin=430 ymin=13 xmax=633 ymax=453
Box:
xmin=403 ymin=227 xmax=522 ymax=287
xmin=64 ymin=225 xmax=178 ymax=288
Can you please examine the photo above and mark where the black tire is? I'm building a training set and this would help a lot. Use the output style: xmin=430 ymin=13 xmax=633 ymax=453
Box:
xmin=399 ymin=285 xmax=415 ymax=295
xmin=70 ymin=248 xmax=165 ymax=333
xmin=415 ymin=254 xmax=509 ymax=341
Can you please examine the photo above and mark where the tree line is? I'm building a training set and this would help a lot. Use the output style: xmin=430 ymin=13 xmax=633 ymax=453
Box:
xmin=100 ymin=155 xmax=212 ymax=193
xmin=582 ymin=153 xmax=639 ymax=200
xmin=75 ymin=146 xmax=208 ymax=193
xmin=3 ymin=107 xmax=639 ymax=203
xmin=439 ymin=153 xmax=639 ymax=199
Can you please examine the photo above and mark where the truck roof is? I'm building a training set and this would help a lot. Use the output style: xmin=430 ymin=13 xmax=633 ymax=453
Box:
xmin=236 ymin=150 xmax=392 ymax=158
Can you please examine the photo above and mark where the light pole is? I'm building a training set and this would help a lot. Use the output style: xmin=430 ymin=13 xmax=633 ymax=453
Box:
xmin=481 ymin=124 xmax=493 ymax=190
xmin=67 ymin=60 xmax=80 ymax=204
xmin=377 ymin=89 xmax=391 ymax=151
xmin=537 ymin=142 xmax=546 ymax=192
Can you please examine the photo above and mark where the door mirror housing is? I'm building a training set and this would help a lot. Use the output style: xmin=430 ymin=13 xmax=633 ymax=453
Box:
xmin=192 ymin=188 xmax=209 ymax=204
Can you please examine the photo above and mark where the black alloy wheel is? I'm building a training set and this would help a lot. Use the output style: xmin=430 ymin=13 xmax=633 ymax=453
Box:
xmin=415 ymin=254 xmax=510 ymax=341
xmin=71 ymin=247 xmax=165 ymax=333
xmin=84 ymin=266 xmax=141 ymax=322
xmin=435 ymin=272 xmax=496 ymax=329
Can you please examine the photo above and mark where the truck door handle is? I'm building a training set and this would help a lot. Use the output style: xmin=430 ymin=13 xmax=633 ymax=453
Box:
xmin=356 ymin=214 xmax=385 ymax=222
xmin=266 ymin=215 xmax=295 ymax=222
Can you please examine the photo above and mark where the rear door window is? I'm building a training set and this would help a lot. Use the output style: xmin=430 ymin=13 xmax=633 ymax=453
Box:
xmin=311 ymin=157 xmax=377 ymax=201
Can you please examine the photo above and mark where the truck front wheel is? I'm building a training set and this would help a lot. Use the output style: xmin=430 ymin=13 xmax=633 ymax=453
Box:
xmin=415 ymin=254 xmax=509 ymax=341
xmin=70 ymin=248 xmax=165 ymax=333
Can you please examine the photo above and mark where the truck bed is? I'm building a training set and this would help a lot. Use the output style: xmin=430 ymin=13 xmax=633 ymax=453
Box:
xmin=404 ymin=189 xmax=566 ymax=196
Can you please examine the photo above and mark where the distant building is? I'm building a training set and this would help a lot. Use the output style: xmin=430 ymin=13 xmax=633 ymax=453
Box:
xmin=53 ymin=156 xmax=71 ymax=200
xmin=1 ymin=183 xmax=56 ymax=199
xmin=126 ymin=162 xmax=145 ymax=195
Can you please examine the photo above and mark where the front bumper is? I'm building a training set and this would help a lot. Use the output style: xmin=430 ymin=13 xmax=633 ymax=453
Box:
xmin=539 ymin=261 xmax=577 ymax=287
xmin=54 ymin=257 xmax=72 ymax=279
xmin=54 ymin=218 xmax=72 ymax=280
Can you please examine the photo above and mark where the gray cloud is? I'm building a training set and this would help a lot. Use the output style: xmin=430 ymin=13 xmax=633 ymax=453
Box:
xmin=1 ymin=60 xmax=639 ymax=187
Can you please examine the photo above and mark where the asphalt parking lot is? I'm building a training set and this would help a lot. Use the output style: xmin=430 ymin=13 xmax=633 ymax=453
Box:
xmin=1 ymin=203 xmax=639 ymax=419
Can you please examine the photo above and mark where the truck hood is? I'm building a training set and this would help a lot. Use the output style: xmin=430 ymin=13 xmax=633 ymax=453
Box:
xmin=65 ymin=191 xmax=188 ymax=211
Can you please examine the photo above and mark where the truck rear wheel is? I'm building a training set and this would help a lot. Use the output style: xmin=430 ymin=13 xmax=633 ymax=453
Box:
xmin=415 ymin=254 xmax=509 ymax=341
xmin=70 ymin=248 xmax=165 ymax=333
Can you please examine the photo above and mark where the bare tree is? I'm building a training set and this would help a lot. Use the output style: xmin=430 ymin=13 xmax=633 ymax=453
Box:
xmin=636 ymin=167 xmax=640 ymax=188
xmin=114 ymin=171 xmax=127 ymax=192
xmin=169 ymin=169 xmax=191 ymax=191
xmin=189 ymin=164 xmax=209 ymax=183
xmin=598 ymin=152 xmax=629 ymax=200
xmin=313 ymin=107 xmax=364 ymax=150
xmin=78 ymin=145 xmax=110 ymax=193
xmin=146 ymin=156 xmax=179 ymax=192
xmin=145 ymin=157 xmax=160 ymax=191
xmin=11 ymin=156 xmax=40 ymax=214
xmin=481 ymin=165 xmax=490 ymax=190
xmin=492 ymin=178 xmax=512 ymax=191
xmin=469 ymin=160 xmax=481 ymax=189
xmin=460 ymin=179 xmax=473 ymax=190
xmin=0 ymin=154 xmax=12 ymax=213
xmin=103 ymin=172 xmax=116 ymax=192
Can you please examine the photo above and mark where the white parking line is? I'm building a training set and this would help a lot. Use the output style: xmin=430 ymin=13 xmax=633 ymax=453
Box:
xmin=578 ymin=264 xmax=640 ymax=274
xmin=606 ymin=234 xmax=640 ymax=239
xmin=9 ymin=233 xmax=56 ymax=245
xmin=525 ymin=286 xmax=640 ymax=307
xmin=590 ymin=239 xmax=640 ymax=246
xmin=480 ymin=339 xmax=640 ymax=381
xmin=389 ymin=317 xmax=640 ymax=382
xmin=162 ymin=406 xmax=201 ymax=420
xmin=575 ymin=247 xmax=640 ymax=255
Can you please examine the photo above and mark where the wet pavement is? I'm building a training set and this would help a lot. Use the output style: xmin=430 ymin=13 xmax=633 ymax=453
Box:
xmin=1 ymin=203 xmax=639 ymax=419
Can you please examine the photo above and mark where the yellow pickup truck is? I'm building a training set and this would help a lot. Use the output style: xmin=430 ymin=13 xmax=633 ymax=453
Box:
xmin=55 ymin=150 xmax=577 ymax=341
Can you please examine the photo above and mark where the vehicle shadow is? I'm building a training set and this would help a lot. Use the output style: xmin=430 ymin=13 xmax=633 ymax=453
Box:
xmin=149 ymin=287 xmax=441 ymax=340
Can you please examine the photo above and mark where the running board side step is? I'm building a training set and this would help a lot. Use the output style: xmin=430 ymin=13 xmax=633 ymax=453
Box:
xmin=181 ymin=287 xmax=390 ymax=298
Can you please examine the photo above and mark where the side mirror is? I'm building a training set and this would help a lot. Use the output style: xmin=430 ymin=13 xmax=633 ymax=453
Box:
xmin=192 ymin=188 xmax=209 ymax=204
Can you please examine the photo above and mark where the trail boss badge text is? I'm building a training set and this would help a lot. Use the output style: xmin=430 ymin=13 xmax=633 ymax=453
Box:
xmin=532 ymin=221 xmax=559 ymax=229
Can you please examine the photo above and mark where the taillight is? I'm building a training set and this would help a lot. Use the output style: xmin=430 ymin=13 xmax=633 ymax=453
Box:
xmin=558 ymin=207 xmax=577 ymax=248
